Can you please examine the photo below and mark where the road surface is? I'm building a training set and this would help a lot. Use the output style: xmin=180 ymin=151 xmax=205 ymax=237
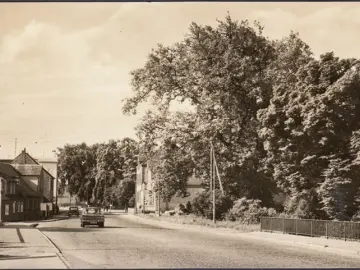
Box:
xmin=39 ymin=214 xmax=360 ymax=268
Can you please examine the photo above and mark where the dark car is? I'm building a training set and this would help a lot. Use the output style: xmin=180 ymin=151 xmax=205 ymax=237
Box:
xmin=68 ymin=206 xmax=80 ymax=217
xmin=80 ymin=207 xmax=105 ymax=228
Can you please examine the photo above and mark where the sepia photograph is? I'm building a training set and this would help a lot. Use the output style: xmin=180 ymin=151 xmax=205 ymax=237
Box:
xmin=2 ymin=1 xmax=360 ymax=268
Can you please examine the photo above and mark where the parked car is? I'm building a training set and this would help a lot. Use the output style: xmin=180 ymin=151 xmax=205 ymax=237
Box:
xmin=80 ymin=207 xmax=105 ymax=228
xmin=68 ymin=206 xmax=80 ymax=217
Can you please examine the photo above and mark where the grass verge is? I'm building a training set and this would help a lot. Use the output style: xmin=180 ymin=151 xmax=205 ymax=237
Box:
xmin=139 ymin=213 xmax=259 ymax=232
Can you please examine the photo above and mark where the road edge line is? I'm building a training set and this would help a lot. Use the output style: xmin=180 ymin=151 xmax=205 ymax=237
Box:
xmin=38 ymin=229 xmax=72 ymax=269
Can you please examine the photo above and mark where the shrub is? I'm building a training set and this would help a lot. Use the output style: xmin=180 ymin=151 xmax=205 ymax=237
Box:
xmin=185 ymin=201 xmax=192 ymax=214
xmin=283 ymin=194 xmax=319 ymax=219
xmin=175 ymin=203 xmax=186 ymax=214
xmin=351 ymin=211 xmax=360 ymax=222
xmin=192 ymin=189 xmax=233 ymax=220
xmin=225 ymin=197 xmax=277 ymax=224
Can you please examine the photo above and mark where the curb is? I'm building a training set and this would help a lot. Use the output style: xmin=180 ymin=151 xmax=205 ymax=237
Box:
xmin=38 ymin=229 xmax=72 ymax=269
xmin=39 ymin=216 xmax=69 ymax=223
xmin=2 ymin=217 xmax=68 ymax=228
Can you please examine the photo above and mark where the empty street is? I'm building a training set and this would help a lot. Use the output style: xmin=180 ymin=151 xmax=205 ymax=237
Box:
xmin=38 ymin=214 xmax=360 ymax=268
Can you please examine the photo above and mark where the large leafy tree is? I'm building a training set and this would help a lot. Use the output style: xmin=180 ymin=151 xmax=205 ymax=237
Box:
xmin=57 ymin=143 xmax=98 ymax=203
xmin=93 ymin=138 xmax=138 ymax=205
xmin=57 ymin=138 xmax=138 ymax=206
xmin=123 ymin=15 xmax=278 ymax=206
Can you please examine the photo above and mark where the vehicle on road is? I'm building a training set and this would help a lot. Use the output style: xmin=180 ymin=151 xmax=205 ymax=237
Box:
xmin=68 ymin=206 xmax=80 ymax=217
xmin=80 ymin=206 xmax=105 ymax=228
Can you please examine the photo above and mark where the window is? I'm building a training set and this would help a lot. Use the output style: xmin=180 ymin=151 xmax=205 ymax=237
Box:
xmin=8 ymin=183 xmax=16 ymax=194
xmin=2 ymin=181 xmax=6 ymax=195
xmin=20 ymin=202 xmax=24 ymax=213
xmin=18 ymin=202 xmax=21 ymax=213
xmin=5 ymin=205 xmax=9 ymax=215
xmin=13 ymin=202 xmax=16 ymax=213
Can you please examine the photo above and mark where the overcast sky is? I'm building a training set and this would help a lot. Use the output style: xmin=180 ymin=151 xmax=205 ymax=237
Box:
xmin=1 ymin=2 xmax=359 ymax=159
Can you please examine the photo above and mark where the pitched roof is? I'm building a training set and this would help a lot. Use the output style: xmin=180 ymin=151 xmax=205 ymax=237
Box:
xmin=18 ymin=177 xmax=39 ymax=197
xmin=0 ymin=162 xmax=21 ymax=178
xmin=12 ymin=164 xmax=42 ymax=176
xmin=12 ymin=150 xmax=39 ymax=165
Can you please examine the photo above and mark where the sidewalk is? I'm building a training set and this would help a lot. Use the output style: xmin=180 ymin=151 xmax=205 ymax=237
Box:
xmin=121 ymin=214 xmax=360 ymax=259
xmin=0 ymin=228 xmax=68 ymax=269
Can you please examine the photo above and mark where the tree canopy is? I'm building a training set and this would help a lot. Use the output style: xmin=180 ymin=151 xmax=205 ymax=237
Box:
xmin=57 ymin=138 xmax=138 ymax=206
xmin=122 ymin=14 xmax=360 ymax=220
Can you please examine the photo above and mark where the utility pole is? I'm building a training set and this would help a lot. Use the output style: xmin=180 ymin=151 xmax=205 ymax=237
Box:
xmin=14 ymin=138 xmax=17 ymax=158
xmin=211 ymin=142 xmax=216 ymax=224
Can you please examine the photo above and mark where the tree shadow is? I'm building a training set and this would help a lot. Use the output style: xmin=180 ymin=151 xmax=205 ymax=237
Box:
xmin=39 ymin=225 xmax=172 ymax=232
xmin=39 ymin=227 xmax=96 ymax=233
xmin=0 ymin=245 xmax=27 ymax=249
xmin=0 ymin=254 xmax=57 ymax=261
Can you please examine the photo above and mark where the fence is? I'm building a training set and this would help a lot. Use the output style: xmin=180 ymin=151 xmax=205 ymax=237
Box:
xmin=260 ymin=217 xmax=360 ymax=241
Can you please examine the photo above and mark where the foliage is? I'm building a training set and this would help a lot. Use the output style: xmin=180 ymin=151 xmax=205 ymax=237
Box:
xmin=191 ymin=189 xmax=233 ymax=220
xmin=57 ymin=143 xmax=98 ymax=202
xmin=225 ymin=197 xmax=277 ymax=224
xmin=124 ymin=15 xmax=278 ymax=207
xmin=59 ymin=14 xmax=360 ymax=221
xmin=57 ymin=138 xmax=138 ymax=206
xmin=185 ymin=201 xmax=192 ymax=214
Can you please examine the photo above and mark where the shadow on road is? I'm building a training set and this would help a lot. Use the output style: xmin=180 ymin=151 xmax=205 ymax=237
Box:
xmin=40 ymin=227 xmax=97 ymax=233
xmin=0 ymin=245 xmax=27 ymax=249
xmin=0 ymin=254 xmax=57 ymax=261
xmin=39 ymin=225 xmax=173 ymax=232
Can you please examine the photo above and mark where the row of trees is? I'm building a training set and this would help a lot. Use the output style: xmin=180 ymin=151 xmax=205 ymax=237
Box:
xmin=122 ymin=15 xmax=360 ymax=221
xmin=57 ymin=138 xmax=138 ymax=209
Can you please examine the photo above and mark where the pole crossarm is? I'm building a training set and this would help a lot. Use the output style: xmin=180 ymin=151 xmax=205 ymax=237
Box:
xmin=212 ymin=149 xmax=224 ymax=196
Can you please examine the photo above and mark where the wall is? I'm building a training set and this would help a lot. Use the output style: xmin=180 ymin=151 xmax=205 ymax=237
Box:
xmin=42 ymin=170 xmax=53 ymax=202
xmin=57 ymin=190 xmax=79 ymax=206
xmin=135 ymin=163 xmax=204 ymax=213
xmin=37 ymin=160 xmax=57 ymax=199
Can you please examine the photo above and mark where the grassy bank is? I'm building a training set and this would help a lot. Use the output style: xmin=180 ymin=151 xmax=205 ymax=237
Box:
xmin=140 ymin=213 xmax=259 ymax=232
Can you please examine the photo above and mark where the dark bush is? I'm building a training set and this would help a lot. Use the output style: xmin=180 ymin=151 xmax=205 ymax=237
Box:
xmin=192 ymin=189 xmax=233 ymax=220
xmin=185 ymin=201 xmax=192 ymax=214
xmin=175 ymin=203 xmax=186 ymax=214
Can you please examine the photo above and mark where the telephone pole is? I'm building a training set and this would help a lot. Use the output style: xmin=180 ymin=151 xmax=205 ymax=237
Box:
xmin=210 ymin=142 xmax=216 ymax=224
xmin=14 ymin=138 xmax=17 ymax=158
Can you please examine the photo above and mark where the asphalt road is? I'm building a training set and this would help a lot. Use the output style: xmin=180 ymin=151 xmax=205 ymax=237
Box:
xmin=38 ymin=214 xmax=360 ymax=268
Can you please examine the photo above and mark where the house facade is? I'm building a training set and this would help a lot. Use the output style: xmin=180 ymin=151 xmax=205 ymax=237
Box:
xmin=0 ymin=163 xmax=42 ymax=222
xmin=12 ymin=149 xmax=55 ymax=203
xmin=135 ymin=161 xmax=205 ymax=213
xmin=0 ymin=149 xmax=56 ymax=221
